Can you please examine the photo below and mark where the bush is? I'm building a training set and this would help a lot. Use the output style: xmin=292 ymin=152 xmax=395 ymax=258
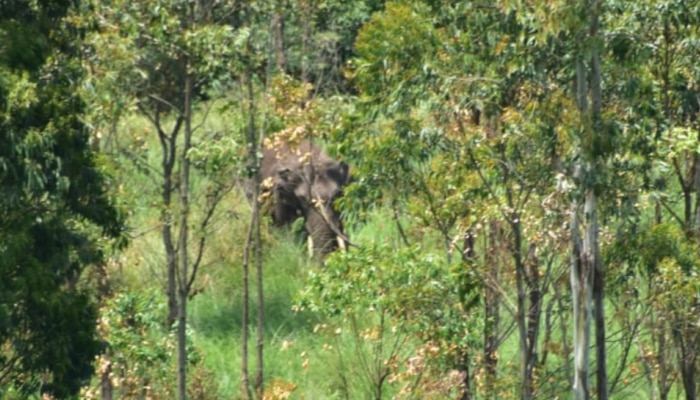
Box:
xmin=81 ymin=291 xmax=216 ymax=400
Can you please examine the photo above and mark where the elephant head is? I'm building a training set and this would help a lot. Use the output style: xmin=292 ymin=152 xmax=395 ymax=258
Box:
xmin=260 ymin=140 xmax=351 ymax=258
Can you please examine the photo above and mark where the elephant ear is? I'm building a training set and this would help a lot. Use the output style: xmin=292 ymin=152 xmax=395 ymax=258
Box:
xmin=339 ymin=161 xmax=351 ymax=185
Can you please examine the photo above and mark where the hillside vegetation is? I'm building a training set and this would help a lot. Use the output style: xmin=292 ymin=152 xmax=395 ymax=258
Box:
xmin=2 ymin=0 xmax=700 ymax=399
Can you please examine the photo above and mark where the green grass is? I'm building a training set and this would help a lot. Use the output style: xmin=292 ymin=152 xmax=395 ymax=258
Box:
xmin=186 ymin=209 xmax=414 ymax=399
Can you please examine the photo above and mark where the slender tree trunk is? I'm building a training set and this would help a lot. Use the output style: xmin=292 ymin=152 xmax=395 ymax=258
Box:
xmin=571 ymin=45 xmax=591 ymax=393
xmin=679 ymin=337 xmax=695 ymax=400
xmin=459 ymin=230 xmax=475 ymax=400
xmin=176 ymin=60 xmax=194 ymax=400
xmin=673 ymin=325 xmax=698 ymax=400
xmin=246 ymin=65 xmax=265 ymax=399
xmin=586 ymin=189 xmax=607 ymax=400
xmin=241 ymin=212 xmax=253 ymax=399
xmin=570 ymin=3 xmax=611 ymax=391
xmin=693 ymin=148 xmax=700 ymax=235
xmin=514 ymin=242 xmax=542 ymax=400
xmin=570 ymin=195 xmax=591 ymax=400
xmin=511 ymin=212 xmax=534 ymax=400
xmin=240 ymin=73 xmax=255 ymax=400
xmin=525 ymin=243 xmax=541 ymax=400
xmin=300 ymin=1 xmax=310 ymax=83
xmin=177 ymin=272 xmax=188 ymax=400
xmin=484 ymin=221 xmax=500 ymax=397
xmin=166 ymin=225 xmax=178 ymax=325
xmin=272 ymin=0 xmax=287 ymax=74
xmin=160 ymin=119 xmax=179 ymax=327
xmin=255 ymin=197 xmax=264 ymax=399
xmin=588 ymin=1 xmax=608 ymax=397
xmin=159 ymin=115 xmax=178 ymax=328
xmin=657 ymin=328 xmax=670 ymax=400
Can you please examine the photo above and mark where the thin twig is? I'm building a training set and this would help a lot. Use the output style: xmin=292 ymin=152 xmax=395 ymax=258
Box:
xmin=147 ymin=93 xmax=182 ymax=115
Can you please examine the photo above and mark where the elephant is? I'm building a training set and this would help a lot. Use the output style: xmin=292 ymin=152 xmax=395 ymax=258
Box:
xmin=257 ymin=139 xmax=351 ymax=258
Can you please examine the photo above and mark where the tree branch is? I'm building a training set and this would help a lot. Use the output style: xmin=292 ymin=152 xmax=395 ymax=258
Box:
xmin=187 ymin=182 xmax=234 ymax=293
xmin=658 ymin=197 xmax=685 ymax=227
xmin=147 ymin=93 xmax=183 ymax=115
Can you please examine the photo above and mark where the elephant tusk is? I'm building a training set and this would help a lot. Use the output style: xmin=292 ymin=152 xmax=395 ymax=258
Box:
xmin=314 ymin=204 xmax=356 ymax=247
xmin=334 ymin=230 xmax=357 ymax=249
xmin=307 ymin=235 xmax=314 ymax=258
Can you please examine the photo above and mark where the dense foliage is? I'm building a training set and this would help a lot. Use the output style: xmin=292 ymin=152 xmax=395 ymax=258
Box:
xmin=4 ymin=0 xmax=700 ymax=399
xmin=0 ymin=0 xmax=124 ymax=397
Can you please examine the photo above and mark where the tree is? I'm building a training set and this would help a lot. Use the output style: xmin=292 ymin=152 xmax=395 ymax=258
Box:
xmin=82 ymin=0 xmax=245 ymax=398
xmin=0 ymin=0 xmax=125 ymax=397
xmin=567 ymin=0 xmax=607 ymax=398
xmin=340 ymin=2 xmax=578 ymax=398
xmin=602 ymin=1 xmax=700 ymax=398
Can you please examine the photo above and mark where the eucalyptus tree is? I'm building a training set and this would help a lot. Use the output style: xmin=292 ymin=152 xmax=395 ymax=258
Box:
xmin=337 ymin=0 xmax=676 ymax=398
xmin=435 ymin=8 xmax=572 ymax=399
xmin=601 ymin=1 xmax=700 ymax=398
xmin=312 ymin=0 xmax=700 ymax=398
xmin=337 ymin=2 xmax=578 ymax=398
xmin=568 ymin=0 xmax=607 ymax=396
xmin=641 ymin=2 xmax=700 ymax=393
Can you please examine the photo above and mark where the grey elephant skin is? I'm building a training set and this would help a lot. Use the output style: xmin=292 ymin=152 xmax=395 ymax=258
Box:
xmin=256 ymin=139 xmax=351 ymax=258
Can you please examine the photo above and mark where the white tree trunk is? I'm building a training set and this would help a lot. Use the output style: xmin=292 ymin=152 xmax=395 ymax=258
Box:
xmin=571 ymin=195 xmax=591 ymax=400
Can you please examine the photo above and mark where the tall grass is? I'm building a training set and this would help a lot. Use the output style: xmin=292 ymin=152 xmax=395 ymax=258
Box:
xmin=187 ymin=209 xmax=417 ymax=399
xmin=109 ymin=104 xmax=410 ymax=398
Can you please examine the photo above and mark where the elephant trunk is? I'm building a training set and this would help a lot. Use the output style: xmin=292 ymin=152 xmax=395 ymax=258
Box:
xmin=306 ymin=207 xmax=346 ymax=258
